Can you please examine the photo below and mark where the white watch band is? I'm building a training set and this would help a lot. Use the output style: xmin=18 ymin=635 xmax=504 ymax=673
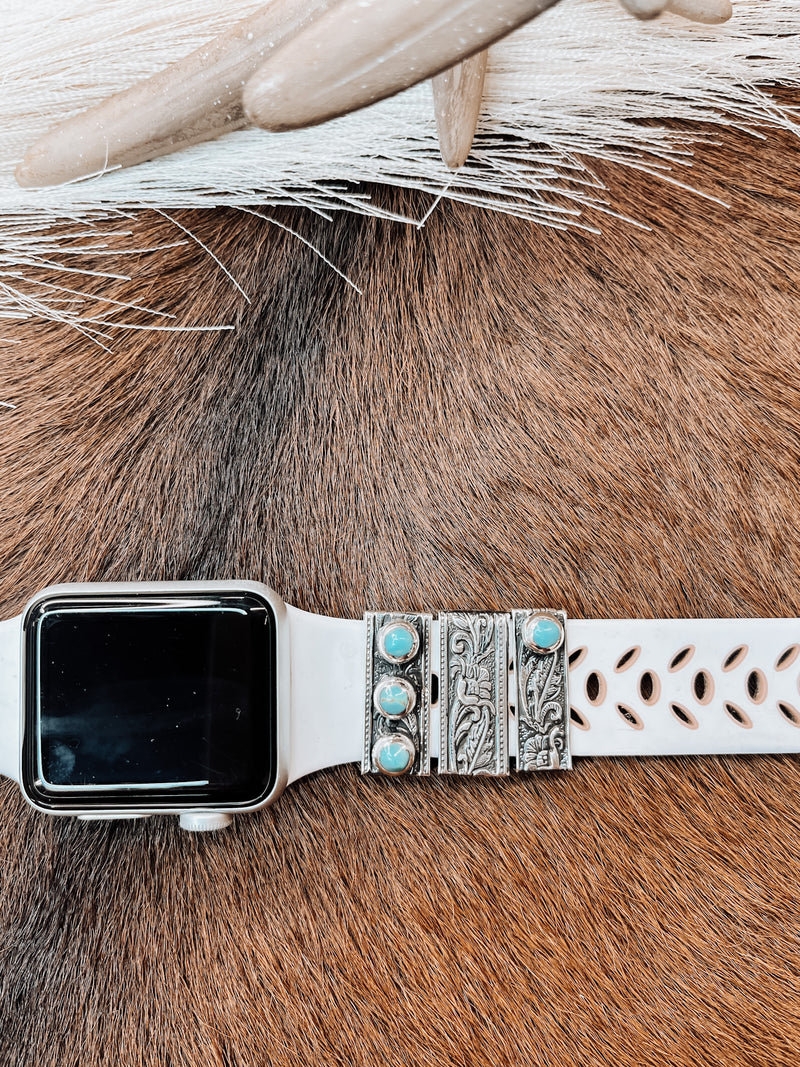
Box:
xmin=291 ymin=612 xmax=800 ymax=782
xmin=286 ymin=605 xmax=364 ymax=783
xmin=568 ymin=618 xmax=800 ymax=757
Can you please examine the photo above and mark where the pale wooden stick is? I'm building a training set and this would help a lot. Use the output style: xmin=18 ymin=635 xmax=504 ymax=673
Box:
xmin=243 ymin=0 xmax=566 ymax=132
xmin=15 ymin=0 xmax=337 ymax=188
xmin=664 ymin=0 xmax=732 ymax=24
xmin=619 ymin=0 xmax=731 ymax=21
xmin=616 ymin=0 xmax=669 ymax=20
xmin=433 ymin=50 xmax=489 ymax=169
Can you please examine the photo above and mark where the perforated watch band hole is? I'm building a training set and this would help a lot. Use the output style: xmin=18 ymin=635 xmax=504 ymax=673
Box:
xmin=585 ymin=671 xmax=606 ymax=706
xmin=568 ymin=647 xmax=587 ymax=670
xmin=776 ymin=645 xmax=800 ymax=672
xmin=614 ymin=647 xmax=640 ymax=673
xmin=724 ymin=702 xmax=753 ymax=729
xmin=778 ymin=702 xmax=800 ymax=727
xmin=616 ymin=704 xmax=643 ymax=730
xmin=638 ymin=670 xmax=660 ymax=706
xmin=746 ymin=669 xmax=767 ymax=705
xmin=570 ymin=707 xmax=590 ymax=730
xmin=722 ymin=645 xmax=748 ymax=672
xmin=670 ymin=703 xmax=698 ymax=729
xmin=668 ymin=646 xmax=694 ymax=672
xmin=692 ymin=670 xmax=714 ymax=705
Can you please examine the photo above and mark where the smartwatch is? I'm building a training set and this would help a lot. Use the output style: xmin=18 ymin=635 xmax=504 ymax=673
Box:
xmin=1 ymin=580 xmax=798 ymax=832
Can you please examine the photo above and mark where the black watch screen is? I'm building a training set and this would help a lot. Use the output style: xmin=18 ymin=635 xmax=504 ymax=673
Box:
xmin=22 ymin=589 xmax=278 ymax=811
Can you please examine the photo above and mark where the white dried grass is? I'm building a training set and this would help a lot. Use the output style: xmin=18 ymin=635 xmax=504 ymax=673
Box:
xmin=2 ymin=0 xmax=800 ymax=328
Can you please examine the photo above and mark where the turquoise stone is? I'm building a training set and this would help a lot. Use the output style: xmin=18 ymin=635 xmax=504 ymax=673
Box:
xmin=530 ymin=616 xmax=562 ymax=651
xmin=382 ymin=622 xmax=416 ymax=661
xmin=376 ymin=681 xmax=412 ymax=718
xmin=377 ymin=740 xmax=413 ymax=774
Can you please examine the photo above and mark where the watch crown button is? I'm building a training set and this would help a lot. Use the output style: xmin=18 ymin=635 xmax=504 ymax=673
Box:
xmin=179 ymin=812 xmax=233 ymax=833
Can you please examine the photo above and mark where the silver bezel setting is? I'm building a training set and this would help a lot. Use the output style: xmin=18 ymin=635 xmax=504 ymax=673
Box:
xmin=521 ymin=611 xmax=565 ymax=654
xmin=371 ymin=733 xmax=416 ymax=776
xmin=377 ymin=620 xmax=420 ymax=664
xmin=373 ymin=675 xmax=417 ymax=719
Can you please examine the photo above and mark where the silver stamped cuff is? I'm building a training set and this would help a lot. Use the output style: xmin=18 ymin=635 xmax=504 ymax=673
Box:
xmin=439 ymin=612 xmax=509 ymax=775
xmin=363 ymin=608 xmax=570 ymax=776
xmin=363 ymin=611 xmax=432 ymax=776
xmin=513 ymin=609 xmax=571 ymax=771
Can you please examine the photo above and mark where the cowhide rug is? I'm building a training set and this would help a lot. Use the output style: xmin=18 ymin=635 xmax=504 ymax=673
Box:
xmin=1 ymin=115 xmax=800 ymax=1065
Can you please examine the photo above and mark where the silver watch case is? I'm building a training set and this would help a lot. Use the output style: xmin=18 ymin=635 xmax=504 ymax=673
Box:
xmin=18 ymin=580 xmax=291 ymax=822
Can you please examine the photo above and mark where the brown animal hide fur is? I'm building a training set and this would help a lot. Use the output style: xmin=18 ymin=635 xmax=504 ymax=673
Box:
xmin=2 ymin=118 xmax=800 ymax=1067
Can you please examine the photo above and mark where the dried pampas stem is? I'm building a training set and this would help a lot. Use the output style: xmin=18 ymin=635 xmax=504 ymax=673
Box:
xmin=665 ymin=0 xmax=732 ymax=24
xmin=16 ymin=0 xmax=337 ymax=189
xmin=242 ymin=0 xmax=564 ymax=131
xmin=17 ymin=0 xmax=730 ymax=190
xmin=617 ymin=0 xmax=669 ymax=19
xmin=3 ymin=0 xmax=800 ymax=329
xmin=433 ymin=51 xmax=490 ymax=169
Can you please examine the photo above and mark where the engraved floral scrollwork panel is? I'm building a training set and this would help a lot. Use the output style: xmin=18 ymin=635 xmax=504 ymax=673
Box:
xmin=439 ymin=612 xmax=508 ymax=776
xmin=513 ymin=609 xmax=571 ymax=771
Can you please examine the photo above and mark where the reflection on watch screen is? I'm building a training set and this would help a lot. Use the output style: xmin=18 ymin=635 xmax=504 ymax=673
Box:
xmin=23 ymin=592 xmax=277 ymax=810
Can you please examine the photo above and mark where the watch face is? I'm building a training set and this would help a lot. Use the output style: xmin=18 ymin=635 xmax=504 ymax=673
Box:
xmin=22 ymin=589 xmax=278 ymax=811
